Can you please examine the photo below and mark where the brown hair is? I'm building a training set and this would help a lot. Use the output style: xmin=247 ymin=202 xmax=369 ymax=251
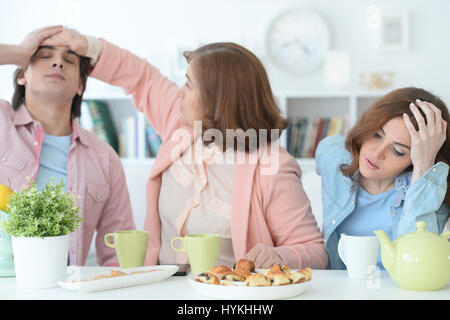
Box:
xmin=184 ymin=42 xmax=288 ymax=152
xmin=341 ymin=87 xmax=450 ymax=206
xmin=11 ymin=54 xmax=91 ymax=119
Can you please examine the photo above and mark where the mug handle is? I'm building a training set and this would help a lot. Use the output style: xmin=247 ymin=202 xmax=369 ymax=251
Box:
xmin=337 ymin=234 xmax=347 ymax=265
xmin=171 ymin=237 xmax=186 ymax=253
xmin=105 ymin=233 xmax=116 ymax=248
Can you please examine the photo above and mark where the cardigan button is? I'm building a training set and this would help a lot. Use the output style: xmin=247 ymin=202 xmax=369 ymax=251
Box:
xmin=1 ymin=157 xmax=6 ymax=162
xmin=332 ymin=220 xmax=336 ymax=225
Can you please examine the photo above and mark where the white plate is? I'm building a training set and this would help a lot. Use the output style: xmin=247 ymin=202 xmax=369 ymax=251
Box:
xmin=58 ymin=265 xmax=178 ymax=293
xmin=188 ymin=269 xmax=311 ymax=300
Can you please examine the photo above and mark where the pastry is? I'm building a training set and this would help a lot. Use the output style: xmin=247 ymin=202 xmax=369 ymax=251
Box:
xmin=288 ymin=271 xmax=307 ymax=284
xmin=233 ymin=268 xmax=252 ymax=280
xmin=131 ymin=269 xmax=162 ymax=275
xmin=130 ymin=271 xmax=148 ymax=275
xmin=244 ymin=274 xmax=270 ymax=287
xmin=210 ymin=265 xmax=232 ymax=276
xmin=93 ymin=270 xmax=127 ymax=280
xmin=299 ymin=267 xmax=312 ymax=281
xmin=263 ymin=264 xmax=282 ymax=277
xmin=268 ymin=273 xmax=291 ymax=286
xmin=219 ymin=271 xmax=245 ymax=282
xmin=262 ymin=264 xmax=292 ymax=277
xmin=109 ymin=270 xmax=127 ymax=277
xmin=234 ymin=259 xmax=255 ymax=273
xmin=281 ymin=264 xmax=291 ymax=275
xmin=93 ymin=274 xmax=111 ymax=280
xmin=220 ymin=280 xmax=237 ymax=286
xmin=194 ymin=272 xmax=220 ymax=285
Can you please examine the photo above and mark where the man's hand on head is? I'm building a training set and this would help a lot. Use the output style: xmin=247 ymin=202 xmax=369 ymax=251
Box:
xmin=40 ymin=27 xmax=89 ymax=58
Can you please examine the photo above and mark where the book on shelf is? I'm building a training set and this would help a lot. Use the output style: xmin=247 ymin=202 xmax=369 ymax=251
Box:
xmin=120 ymin=113 xmax=162 ymax=159
xmin=79 ymin=100 xmax=119 ymax=153
xmin=145 ymin=125 xmax=162 ymax=157
xmin=287 ymin=116 xmax=349 ymax=158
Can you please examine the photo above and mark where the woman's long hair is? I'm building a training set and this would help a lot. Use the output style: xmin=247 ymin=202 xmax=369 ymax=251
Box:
xmin=184 ymin=42 xmax=288 ymax=152
xmin=341 ymin=87 xmax=450 ymax=206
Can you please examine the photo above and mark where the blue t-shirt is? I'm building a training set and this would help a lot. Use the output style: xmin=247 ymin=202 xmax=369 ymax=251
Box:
xmin=34 ymin=133 xmax=72 ymax=192
xmin=335 ymin=185 xmax=397 ymax=270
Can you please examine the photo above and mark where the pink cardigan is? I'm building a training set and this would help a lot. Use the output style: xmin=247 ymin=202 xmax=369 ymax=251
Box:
xmin=90 ymin=40 xmax=329 ymax=269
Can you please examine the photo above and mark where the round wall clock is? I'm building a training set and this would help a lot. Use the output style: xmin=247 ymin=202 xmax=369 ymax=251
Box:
xmin=266 ymin=9 xmax=331 ymax=74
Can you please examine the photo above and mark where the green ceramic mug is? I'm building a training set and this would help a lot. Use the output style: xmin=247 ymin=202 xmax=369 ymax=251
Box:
xmin=171 ymin=234 xmax=221 ymax=274
xmin=105 ymin=230 xmax=149 ymax=268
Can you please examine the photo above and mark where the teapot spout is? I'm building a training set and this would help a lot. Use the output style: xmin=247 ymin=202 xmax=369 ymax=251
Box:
xmin=374 ymin=230 xmax=396 ymax=274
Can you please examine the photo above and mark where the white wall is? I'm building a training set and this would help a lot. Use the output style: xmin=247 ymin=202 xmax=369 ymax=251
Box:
xmin=1 ymin=0 xmax=450 ymax=104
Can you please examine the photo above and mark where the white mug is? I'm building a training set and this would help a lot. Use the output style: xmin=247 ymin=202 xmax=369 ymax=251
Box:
xmin=337 ymin=234 xmax=380 ymax=279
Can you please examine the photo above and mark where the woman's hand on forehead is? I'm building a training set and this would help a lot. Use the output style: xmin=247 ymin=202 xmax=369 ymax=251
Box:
xmin=17 ymin=25 xmax=64 ymax=68
xmin=40 ymin=27 xmax=88 ymax=57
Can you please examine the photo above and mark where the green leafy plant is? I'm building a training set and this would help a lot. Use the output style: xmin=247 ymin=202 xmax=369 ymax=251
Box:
xmin=0 ymin=178 xmax=83 ymax=238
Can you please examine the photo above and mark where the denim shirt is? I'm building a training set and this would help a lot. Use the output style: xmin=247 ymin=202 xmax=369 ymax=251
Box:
xmin=316 ymin=135 xmax=449 ymax=269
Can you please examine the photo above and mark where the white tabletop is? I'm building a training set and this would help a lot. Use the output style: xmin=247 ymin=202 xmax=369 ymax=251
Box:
xmin=1 ymin=268 xmax=449 ymax=300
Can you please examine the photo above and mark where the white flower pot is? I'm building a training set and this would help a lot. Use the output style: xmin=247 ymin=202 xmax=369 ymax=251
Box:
xmin=12 ymin=235 xmax=70 ymax=289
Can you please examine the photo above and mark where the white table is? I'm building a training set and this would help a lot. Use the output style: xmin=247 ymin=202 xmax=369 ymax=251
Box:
xmin=0 ymin=268 xmax=448 ymax=300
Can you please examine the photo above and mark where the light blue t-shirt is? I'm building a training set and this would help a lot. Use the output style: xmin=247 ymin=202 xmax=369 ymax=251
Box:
xmin=335 ymin=185 xmax=397 ymax=270
xmin=34 ymin=133 xmax=72 ymax=192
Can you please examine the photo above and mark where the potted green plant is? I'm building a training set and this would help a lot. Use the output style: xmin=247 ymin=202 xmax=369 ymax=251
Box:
xmin=0 ymin=178 xmax=83 ymax=288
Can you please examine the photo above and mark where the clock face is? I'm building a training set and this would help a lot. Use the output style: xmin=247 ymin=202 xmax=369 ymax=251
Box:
xmin=266 ymin=9 xmax=330 ymax=74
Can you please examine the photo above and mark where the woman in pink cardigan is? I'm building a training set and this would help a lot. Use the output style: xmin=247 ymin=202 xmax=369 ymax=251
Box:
xmin=43 ymin=28 xmax=329 ymax=269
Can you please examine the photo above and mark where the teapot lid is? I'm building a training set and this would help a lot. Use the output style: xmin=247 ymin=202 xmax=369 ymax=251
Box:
xmin=416 ymin=221 xmax=427 ymax=231
xmin=402 ymin=221 xmax=439 ymax=239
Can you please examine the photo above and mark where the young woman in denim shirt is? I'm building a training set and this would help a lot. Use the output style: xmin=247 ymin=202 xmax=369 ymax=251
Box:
xmin=316 ymin=87 xmax=450 ymax=270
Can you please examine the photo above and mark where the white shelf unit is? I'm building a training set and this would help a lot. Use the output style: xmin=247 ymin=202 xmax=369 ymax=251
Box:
xmin=274 ymin=90 xmax=387 ymax=171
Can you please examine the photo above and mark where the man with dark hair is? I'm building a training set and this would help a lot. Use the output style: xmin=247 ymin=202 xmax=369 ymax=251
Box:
xmin=0 ymin=26 xmax=136 ymax=266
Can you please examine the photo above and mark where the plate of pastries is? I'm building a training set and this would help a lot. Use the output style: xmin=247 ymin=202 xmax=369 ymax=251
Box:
xmin=188 ymin=259 xmax=312 ymax=300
